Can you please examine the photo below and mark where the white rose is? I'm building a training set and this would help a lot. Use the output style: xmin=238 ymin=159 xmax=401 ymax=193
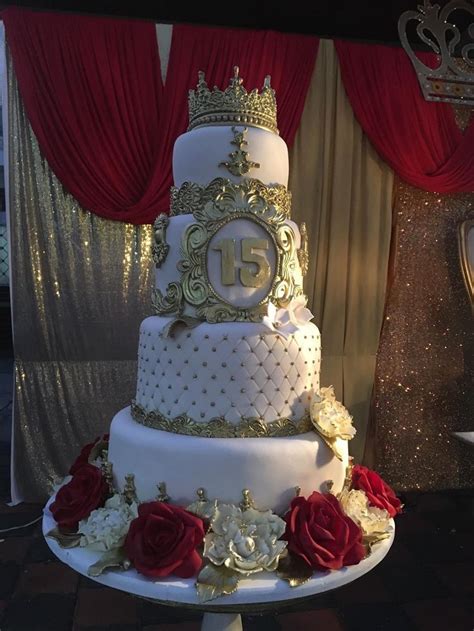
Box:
xmin=262 ymin=296 xmax=314 ymax=338
xmin=78 ymin=494 xmax=138 ymax=552
xmin=204 ymin=504 xmax=287 ymax=574
xmin=311 ymin=386 xmax=356 ymax=440
xmin=340 ymin=489 xmax=391 ymax=537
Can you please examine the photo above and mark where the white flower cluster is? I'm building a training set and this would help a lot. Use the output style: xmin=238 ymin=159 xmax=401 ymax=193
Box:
xmin=340 ymin=489 xmax=391 ymax=537
xmin=311 ymin=386 xmax=356 ymax=441
xmin=78 ymin=494 xmax=138 ymax=551
xmin=262 ymin=296 xmax=314 ymax=338
xmin=204 ymin=504 xmax=287 ymax=574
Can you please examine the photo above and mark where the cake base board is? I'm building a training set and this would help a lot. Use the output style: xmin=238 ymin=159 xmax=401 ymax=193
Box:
xmin=43 ymin=498 xmax=394 ymax=619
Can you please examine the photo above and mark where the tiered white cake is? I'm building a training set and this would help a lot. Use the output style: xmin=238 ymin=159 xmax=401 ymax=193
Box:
xmin=108 ymin=68 xmax=347 ymax=514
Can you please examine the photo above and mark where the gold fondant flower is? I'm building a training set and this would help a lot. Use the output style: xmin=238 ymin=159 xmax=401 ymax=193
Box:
xmin=339 ymin=489 xmax=392 ymax=538
xmin=311 ymin=386 xmax=356 ymax=441
xmin=204 ymin=504 xmax=287 ymax=574
xmin=310 ymin=387 xmax=356 ymax=460
xmin=262 ymin=296 xmax=314 ymax=338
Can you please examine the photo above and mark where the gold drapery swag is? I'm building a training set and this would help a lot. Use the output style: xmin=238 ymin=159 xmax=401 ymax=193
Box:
xmin=289 ymin=40 xmax=394 ymax=462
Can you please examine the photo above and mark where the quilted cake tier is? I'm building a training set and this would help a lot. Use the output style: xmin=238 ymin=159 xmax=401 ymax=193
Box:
xmin=135 ymin=316 xmax=321 ymax=428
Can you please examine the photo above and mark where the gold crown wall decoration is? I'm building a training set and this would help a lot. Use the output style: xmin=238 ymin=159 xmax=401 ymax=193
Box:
xmin=398 ymin=0 xmax=474 ymax=105
xmin=188 ymin=66 xmax=279 ymax=134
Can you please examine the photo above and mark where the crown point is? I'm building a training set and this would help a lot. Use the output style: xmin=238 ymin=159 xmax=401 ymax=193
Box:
xmin=264 ymin=75 xmax=271 ymax=88
xmin=188 ymin=64 xmax=278 ymax=134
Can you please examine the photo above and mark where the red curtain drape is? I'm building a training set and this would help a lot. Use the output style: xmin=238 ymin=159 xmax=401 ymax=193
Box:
xmin=3 ymin=9 xmax=318 ymax=223
xmin=130 ymin=24 xmax=319 ymax=218
xmin=3 ymin=8 xmax=165 ymax=224
xmin=334 ymin=40 xmax=474 ymax=193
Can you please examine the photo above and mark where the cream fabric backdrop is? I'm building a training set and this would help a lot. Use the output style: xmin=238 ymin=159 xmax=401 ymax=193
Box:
xmin=289 ymin=40 xmax=394 ymax=461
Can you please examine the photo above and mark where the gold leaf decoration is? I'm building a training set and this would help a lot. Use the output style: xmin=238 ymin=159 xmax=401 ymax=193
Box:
xmin=337 ymin=457 xmax=355 ymax=499
xmin=46 ymin=527 xmax=82 ymax=549
xmin=87 ymin=547 xmax=131 ymax=577
xmin=88 ymin=439 xmax=109 ymax=465
xmin=196 ymin=563 xmax=240 ymax=603
xmin=319 ymin=435 xmax=345 ymax=461
xmin=363 ymin=531 xmax=392 ymax=556
xmin=161 ymin=316 xmax=202 ymax=338
xmin=130 ymin=401 xmax=312 ymax=438
xmin=276 ymin=553 xmax=313 ymax=587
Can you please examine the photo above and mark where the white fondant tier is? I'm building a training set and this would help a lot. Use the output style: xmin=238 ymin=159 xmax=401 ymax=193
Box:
xmin=155 ymin=214 xmax=304 ymax=319
xmin=108 ymin=406 xmax=347 ymax=514
xmin=136 ymin=317 xmax=320 ymax=425
xmin=173 ymin=125 xmax=289 ymax=188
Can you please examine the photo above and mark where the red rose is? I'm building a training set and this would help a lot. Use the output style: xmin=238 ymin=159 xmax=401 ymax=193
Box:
xmin=51 ymin=463 xmax=109 ymax=530
xmin=125 ymin=502 xmax=205 ymax=578
xmin=284 ymin=492 xmax=365 ymax=571
xmin=352 ymin=465 xmax=402 ymax=518
xmin=69 ymin=434 xmax=109 ymax=475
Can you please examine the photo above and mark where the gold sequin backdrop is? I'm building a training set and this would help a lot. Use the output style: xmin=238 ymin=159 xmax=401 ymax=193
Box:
xmin=8 ymin=56 xmax=153 ymax=502
xmin=373 ymin=179 xmax=474 ymax=491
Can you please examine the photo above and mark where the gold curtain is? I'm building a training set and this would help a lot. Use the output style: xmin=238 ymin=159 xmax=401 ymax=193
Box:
xmin=289 ymin=40 xmax=394 ymax=461
xmin=8 ymin=54 xmax=154 ymax=502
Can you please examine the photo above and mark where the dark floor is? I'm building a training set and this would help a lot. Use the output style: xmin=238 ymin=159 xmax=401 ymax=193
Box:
xmin=0 ymin=363 xmax=473 ymax=630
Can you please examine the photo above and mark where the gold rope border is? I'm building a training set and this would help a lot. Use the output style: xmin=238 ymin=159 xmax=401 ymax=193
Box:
xmin=130 ymin=401 xmax=313 ymax=438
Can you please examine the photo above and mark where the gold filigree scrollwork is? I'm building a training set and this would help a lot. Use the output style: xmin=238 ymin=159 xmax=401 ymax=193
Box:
xmin=298 ymin=222 xmax=309 ymax=277
xmin=219 ymin=127 xmax=260 ymax=176
xmin=152 ymin=213 xmax=170 ymax=268
xmin=170 ymin=178 xmax=291 ymax=218
xmin=130 ymin=400 xmax=313 ymax=438
xmin=151 ymin=283 xmax=183 ymax=317
xmin=176 ymin=179 xmax=299 ymax=323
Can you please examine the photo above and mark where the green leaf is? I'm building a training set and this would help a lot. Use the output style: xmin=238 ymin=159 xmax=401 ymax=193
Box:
xmin=46 ymin=527 xmax=81 ymax=549
xmin=87 ymin=547 xmax=131 ymax=577
xmin=276 ymin=553 xmax=313 ymax=587
xmin=195 ymin=563 xmax=240 ymax=603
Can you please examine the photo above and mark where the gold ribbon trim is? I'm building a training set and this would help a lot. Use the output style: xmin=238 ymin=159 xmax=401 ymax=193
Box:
xmin=130 ymin=401 xmax=313 ymax=438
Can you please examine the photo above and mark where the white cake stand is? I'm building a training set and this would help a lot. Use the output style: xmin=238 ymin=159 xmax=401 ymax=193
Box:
xmin=43 ymin=500 xmax=394 ymax=631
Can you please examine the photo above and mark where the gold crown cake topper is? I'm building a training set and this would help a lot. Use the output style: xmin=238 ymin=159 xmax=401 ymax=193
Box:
xmin=188 ymin=66 xmax=279 ymax=134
